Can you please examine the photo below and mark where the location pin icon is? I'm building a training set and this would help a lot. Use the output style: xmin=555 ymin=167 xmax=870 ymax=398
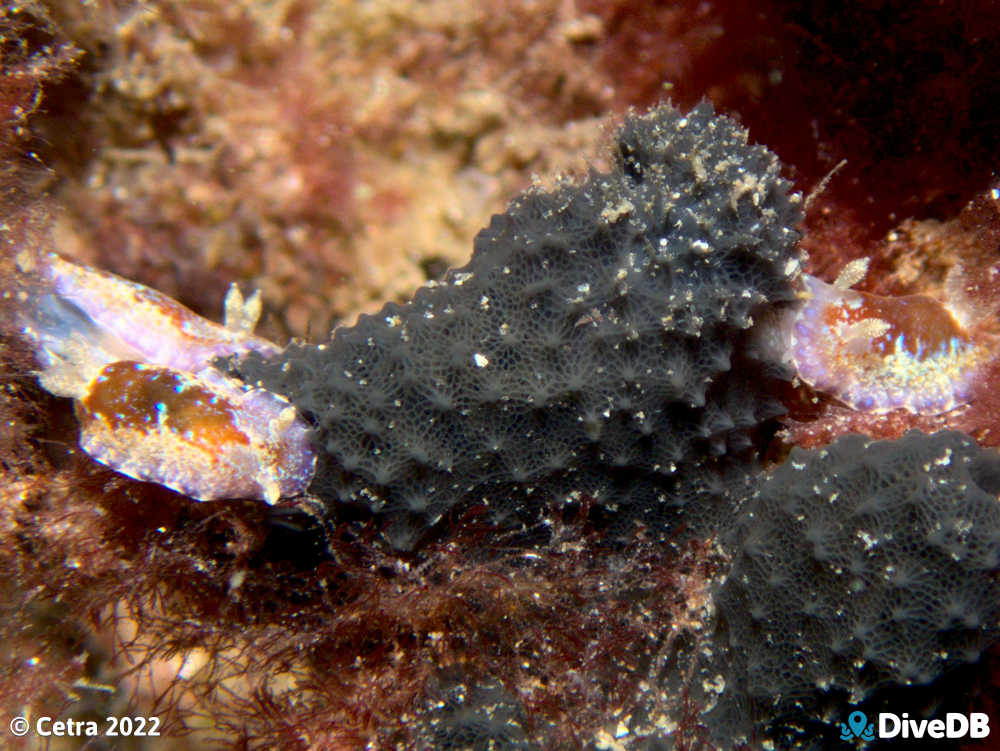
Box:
xmin=848 ymin=711 xmax=868 ymax=737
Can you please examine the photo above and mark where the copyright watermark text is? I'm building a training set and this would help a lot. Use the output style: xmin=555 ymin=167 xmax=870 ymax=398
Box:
xmin=8 ymin=715 xmax=161 ymax=738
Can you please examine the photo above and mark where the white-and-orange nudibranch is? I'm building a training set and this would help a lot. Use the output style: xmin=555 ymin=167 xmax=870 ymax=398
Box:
xmin=17 ymin=252 xmax=315 ymax=503
xmin=786 ymin=257 xmax=994 ymax=414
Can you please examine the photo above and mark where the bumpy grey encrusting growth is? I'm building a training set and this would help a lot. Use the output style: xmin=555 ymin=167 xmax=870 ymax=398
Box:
xmin=235 ymin=102 xmax=804 ymax=549
xmin=710 ymin=430 xmax=1000 ymax=749
xmin=414 ymin=677 xmax=539 ymax=751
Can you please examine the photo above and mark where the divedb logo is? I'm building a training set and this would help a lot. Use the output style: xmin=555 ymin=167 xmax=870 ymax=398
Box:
xmin=839 ymin=708 xmax=990 ymax=743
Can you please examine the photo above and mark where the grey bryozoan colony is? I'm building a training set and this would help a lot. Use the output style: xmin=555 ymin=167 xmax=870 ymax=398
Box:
xmin=229 ymin=103 xmax=1000 ymax=747
xmin=234 ymin=101 xmax=803 ymax=550
xmin=708 ymin=430 xmax=1000 ymax=749
xmin=404 ymin=425 xmax=1000 ymax=751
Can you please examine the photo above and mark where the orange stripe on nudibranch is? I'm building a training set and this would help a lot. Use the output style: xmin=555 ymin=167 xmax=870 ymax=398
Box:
xmin=82 ymin=362 xmax=252 ymax=448
xmin=76 ymin=362 xmax=314 ymax=502
xmin=788 ymin=259 xmax=992 ymax=414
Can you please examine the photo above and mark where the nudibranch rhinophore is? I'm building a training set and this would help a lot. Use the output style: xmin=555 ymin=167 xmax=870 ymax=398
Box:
xmin=787 ymin=258 xmax=993 ymax=414
xmin=17 ymin=252 xmax=316 ymax=503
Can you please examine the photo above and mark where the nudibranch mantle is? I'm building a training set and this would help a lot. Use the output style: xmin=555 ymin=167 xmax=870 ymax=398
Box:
xmin=788 ymin=258 xmax=991 ymax=414
xmin=38 ymin=253 xmax=282 ymax=374
xmin=19 ymin=253 xmax=315 ymax=503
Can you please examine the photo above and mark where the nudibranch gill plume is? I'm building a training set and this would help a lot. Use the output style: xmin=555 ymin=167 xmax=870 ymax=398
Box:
xmin=16 ymin=252 xmax=316 ymax=503
xmin=787 ymin=258 xmax=995 ymax=414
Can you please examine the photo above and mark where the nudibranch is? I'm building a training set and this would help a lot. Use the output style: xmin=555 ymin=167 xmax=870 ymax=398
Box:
xmin=17 ymin=252 xmax=316 ymax=503
xmin=787 ymin=258 xmax=993 ymax=414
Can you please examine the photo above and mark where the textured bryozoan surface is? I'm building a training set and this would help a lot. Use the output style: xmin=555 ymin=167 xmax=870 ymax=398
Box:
xmin=413 ymin=678 xmax=538 ymax=751
xmin=712 ymin=430 xmax=1000 ymax=748
xmin=235 ymin=102 xmax=804 ymax=549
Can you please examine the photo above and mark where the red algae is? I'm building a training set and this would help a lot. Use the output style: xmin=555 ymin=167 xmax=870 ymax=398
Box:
xmin=0 ymin=4 xmax=80 ymax=204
